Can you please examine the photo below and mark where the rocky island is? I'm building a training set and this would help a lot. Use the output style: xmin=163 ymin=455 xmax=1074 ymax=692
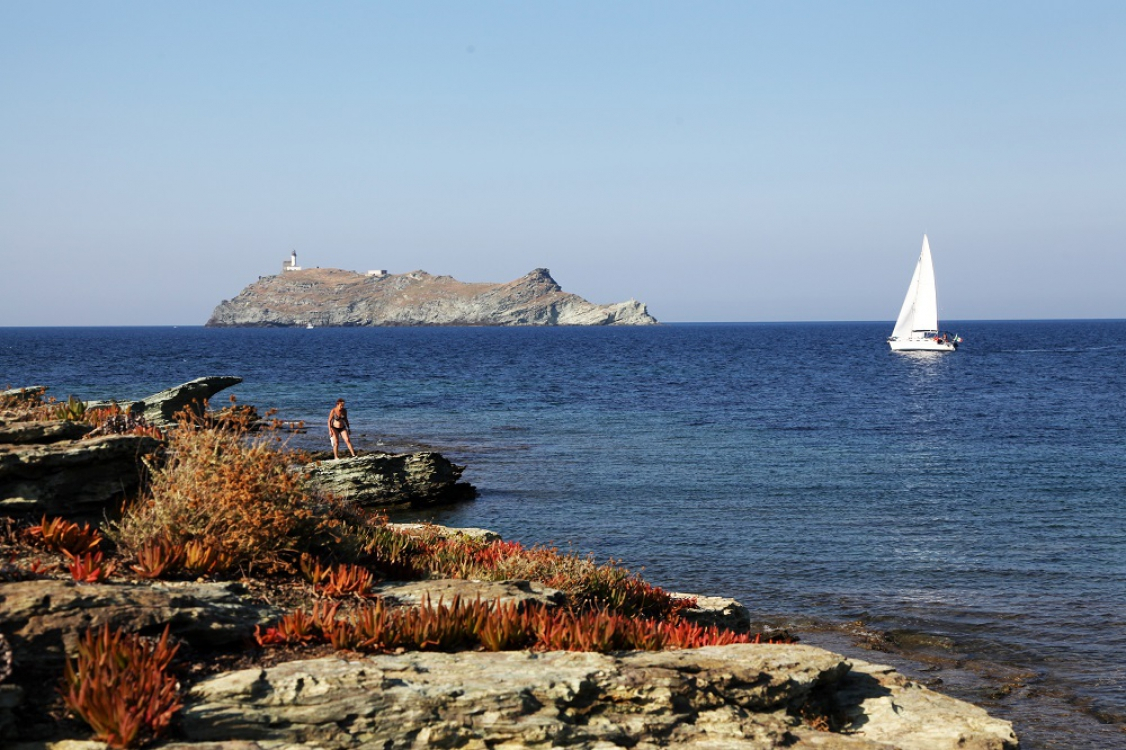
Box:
xmin=206 ymin=267 xmax=657 ymax=327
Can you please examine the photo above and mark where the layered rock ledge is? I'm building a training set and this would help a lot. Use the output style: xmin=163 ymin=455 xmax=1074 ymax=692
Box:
xmin=0 ymin=424 xmax=160 ymax=521
xmin=206 ymin=267 xmax=658 ymax=327
xmin=179 ymin=643 xmax=1016 ymax=749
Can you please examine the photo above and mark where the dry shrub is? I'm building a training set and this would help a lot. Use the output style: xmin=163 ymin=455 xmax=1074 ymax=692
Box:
xmin=62 ymin=624 xmax=181 ymax=749
xmin=109 ymin=412 xmax=326 ymax=573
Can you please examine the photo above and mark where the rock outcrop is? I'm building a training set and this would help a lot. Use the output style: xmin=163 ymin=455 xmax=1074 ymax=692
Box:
xmin=205 ymin=268 xmax=658 ymax=327
xmin=301 ymin=452 xmax=476 ymax=509
xmin=1 ymin=378 xmax=476 ymax=520
xmin=88 ymin=376 xmax=244 ymax=427
xmin=179 ymin=645 xmax=1017 ymax=749
xmin=0 ymin=425 xmax=161 ymax=520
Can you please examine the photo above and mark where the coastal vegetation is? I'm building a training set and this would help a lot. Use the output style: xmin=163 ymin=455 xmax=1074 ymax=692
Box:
xmin=2 ymin=387 xmax=790 ymax=748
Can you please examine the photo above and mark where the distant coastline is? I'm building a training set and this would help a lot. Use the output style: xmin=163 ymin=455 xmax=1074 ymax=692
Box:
xmin=206 ymin=266 xmax=657 ymax=328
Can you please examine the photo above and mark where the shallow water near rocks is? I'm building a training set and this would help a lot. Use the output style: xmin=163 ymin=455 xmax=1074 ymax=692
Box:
xmin=2 ymin=320 xmax=1124 ymax=748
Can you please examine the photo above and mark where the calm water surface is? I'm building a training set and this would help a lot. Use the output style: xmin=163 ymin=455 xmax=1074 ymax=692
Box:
xmin=2 ymin=321 xmax=1124 ymax=748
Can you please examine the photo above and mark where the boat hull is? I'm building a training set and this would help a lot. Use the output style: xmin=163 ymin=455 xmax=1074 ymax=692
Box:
xmin=888 ymin=336 xmax=957 ymax=352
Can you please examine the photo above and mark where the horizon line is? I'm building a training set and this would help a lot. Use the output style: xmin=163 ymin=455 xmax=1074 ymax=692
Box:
xmin=2 ymin=317 xmax=1125 ymax=329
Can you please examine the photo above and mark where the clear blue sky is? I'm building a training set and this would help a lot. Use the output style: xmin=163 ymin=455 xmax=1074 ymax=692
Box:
xmin=2 ymin=1 xmax=1124 ymax=325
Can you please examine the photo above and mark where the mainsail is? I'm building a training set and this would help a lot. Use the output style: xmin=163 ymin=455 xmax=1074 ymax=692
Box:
xmin=891 ymin=234 xmax=939 ymax=339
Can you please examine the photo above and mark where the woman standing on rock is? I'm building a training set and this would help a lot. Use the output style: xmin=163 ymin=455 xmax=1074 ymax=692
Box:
xmin=328 ymin=399 xmax=357 ymax=459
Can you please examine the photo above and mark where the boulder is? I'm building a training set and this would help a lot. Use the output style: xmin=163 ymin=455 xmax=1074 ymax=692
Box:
xmin=0 ymin=433 xmax=161 ymax=520
xmin=0 ymin=684 xmax=20 ymax=745
xmin=179 ymin=645 xmax=1017 ymax=749
xmin=671 ymin=592 xmax=754 ymax=632
xmin=301 ymin=452 xmax=476 ymax=509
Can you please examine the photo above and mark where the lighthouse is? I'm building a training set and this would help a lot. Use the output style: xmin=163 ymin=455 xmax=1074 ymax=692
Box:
xmin=282 ymin=250 xmax=302 ymax=273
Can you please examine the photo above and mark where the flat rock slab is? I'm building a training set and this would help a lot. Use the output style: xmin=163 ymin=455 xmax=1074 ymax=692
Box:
xmin=372 ymin=578 xmax=566 ymax=609
xmin=389 ymin=522 xmax=500 ymax=543
xmin=0 ymin=420 xmax=94 ymax=445
xmin=180 ymin=644 xmax=1016 ymax=749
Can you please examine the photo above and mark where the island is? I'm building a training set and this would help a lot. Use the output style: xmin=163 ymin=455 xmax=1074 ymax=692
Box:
xmin=206 ymin=265 xmax=658 ymax=327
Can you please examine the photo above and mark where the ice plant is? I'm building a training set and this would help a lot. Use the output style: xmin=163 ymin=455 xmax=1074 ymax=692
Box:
xmin=28 ymin=515 xmax=103 ymax=557
xmin=181 ymin=539 xmax=234 ymax=577
xmin=317 ymin=563 xmax=378 ymax=599
xmin=129 ymin=538 xmax=185 ymax=579
xmin=62 ymin=624 xmax=181 ymax=749
xmin=65 ymin=550 xmax=116 ymax=583
xmin=254 ymin=601 xmax=339 ymax=646
xmin=255 ymin=597 xmax=794 ymax=656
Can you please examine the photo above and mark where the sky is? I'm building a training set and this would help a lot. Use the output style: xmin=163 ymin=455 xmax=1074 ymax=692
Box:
xmin=2 ymin=1 xmax=1124 ymax=325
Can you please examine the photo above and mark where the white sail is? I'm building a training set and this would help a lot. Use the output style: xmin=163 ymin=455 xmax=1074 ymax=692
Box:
xmin=891 ymin=234 xmax=939 ymax=339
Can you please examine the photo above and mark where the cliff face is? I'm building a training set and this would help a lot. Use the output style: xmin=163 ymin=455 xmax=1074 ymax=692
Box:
xmin=205 ymin=268 xmax=658 ymax=327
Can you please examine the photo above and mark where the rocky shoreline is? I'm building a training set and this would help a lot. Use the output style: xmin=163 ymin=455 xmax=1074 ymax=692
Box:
xmin=0 ymin=380 xmax=1018 ymax=749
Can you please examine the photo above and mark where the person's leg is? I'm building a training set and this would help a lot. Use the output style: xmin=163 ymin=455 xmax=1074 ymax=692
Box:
xmin=342 ymin=429 xmax=356 ymax=457
xmin=330 ymin=431 xmax=339 ymax=459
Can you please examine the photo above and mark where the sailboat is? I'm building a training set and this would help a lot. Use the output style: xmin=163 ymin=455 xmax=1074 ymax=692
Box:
xmin=887 ymin=234 xmax=961 ymax=352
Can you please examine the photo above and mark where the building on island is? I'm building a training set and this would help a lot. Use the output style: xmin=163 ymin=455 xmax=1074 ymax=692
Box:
xmin=282 ymin=251 xmax=302 ymax=273
xmin=367 ymin=269 xmax=388 ymax=277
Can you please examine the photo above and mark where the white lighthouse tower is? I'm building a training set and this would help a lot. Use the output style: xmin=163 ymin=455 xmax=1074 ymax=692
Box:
xmin=282 ymin=250 xmax=302 ymax=273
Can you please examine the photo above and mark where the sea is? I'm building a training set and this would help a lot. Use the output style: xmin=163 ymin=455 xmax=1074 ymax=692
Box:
xmin=2 ymin=320 xmax=1124 ymax=749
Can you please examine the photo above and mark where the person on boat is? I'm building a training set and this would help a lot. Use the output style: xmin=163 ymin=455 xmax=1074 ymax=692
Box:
xmin=328 ymin=398 xmax=357 ymax=459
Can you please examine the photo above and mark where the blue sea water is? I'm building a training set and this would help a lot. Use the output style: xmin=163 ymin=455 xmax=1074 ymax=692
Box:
xmin=2 ymin=321 xmax=1125 ymax=748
